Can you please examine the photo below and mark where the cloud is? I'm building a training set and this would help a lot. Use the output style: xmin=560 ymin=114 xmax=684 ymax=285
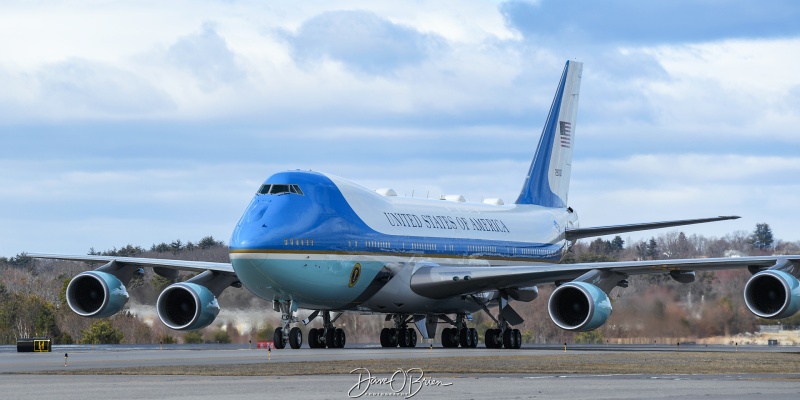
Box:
xmin=280 ymin=10 xmax=446 ymax=75
xmin=166 ymin=22 xmax=246 ymax=90
xmin=2 ymin=1 xmax=800 ymax=255
xmin=569 ymin=153 xmax=800 ymax=242
xmin=575 ymin=154 xmax=800 ymax=188
xmin=499 ymin=0 xmax=800 ymax=45
xmin=0 ymin=59 xmax=174 ymax=120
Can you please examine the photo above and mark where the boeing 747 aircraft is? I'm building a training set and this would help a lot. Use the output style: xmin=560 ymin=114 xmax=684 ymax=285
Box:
xmin=33 ymin=61 xmax=800 ymax=350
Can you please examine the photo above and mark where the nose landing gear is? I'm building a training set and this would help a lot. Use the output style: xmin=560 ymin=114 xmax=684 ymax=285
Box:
xmin=272 ymin=300 xmax=303 ymax=349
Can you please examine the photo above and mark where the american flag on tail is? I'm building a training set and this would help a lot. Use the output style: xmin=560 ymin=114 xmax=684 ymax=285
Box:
xmin=559 ymin=121 xmax=571 ymax=148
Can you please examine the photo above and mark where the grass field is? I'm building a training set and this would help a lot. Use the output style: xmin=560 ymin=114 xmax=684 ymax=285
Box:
xmin=30 ymin=351 xmax=800 ymax=376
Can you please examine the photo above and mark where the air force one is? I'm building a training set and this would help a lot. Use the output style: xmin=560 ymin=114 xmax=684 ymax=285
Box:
xmin=33 ymin=61 xmax=800 ymax=350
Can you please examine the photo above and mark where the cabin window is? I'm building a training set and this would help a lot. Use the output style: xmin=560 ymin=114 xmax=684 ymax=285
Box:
xmin=257 ymin=184 xmax=304 ymax=196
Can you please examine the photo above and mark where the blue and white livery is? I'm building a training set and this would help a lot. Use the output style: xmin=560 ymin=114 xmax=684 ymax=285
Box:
xmin=33 ymin=61 xmax=800 ymax=350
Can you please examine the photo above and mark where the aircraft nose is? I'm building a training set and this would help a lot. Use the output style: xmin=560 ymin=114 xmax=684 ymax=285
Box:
xmin=230 ymin=200 xmax=272 ymax=250
xmin=246 ymin=203 xmax=269 ymax=223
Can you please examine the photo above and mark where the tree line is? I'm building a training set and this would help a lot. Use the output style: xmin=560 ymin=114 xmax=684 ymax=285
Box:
xmin=0 ymin=225 xmax=797 ymax=345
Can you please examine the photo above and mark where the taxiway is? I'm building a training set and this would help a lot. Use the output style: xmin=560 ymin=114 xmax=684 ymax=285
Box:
xmin=1 ymin=344 xmax=798 ymax=399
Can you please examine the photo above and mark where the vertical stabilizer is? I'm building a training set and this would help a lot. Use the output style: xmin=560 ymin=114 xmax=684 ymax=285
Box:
xmin=515 ymin=61 xmax=582 ymax=207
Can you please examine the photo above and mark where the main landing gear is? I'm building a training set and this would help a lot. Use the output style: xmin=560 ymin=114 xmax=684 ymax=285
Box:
xmin=307 ymin=310 xmax=346 ymax=349
xmin=272 ymin=302 xmax=348 ymax=349
xmin=484 ymin=327 xmax=522 ymax=349
xmin=379 ymin=314 xmax=418 ymax=347
xmin=480 ymin=297 xmax=523 ymax=349
xmin=439 ymin=313 xmax=478 ymax=348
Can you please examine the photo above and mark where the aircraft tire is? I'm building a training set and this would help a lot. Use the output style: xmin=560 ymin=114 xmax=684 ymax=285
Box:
xmin=451 ymin=328 xmax=460 ymax=347
xmin=441 ymin=328 xmax=452 ymax=348
xmin=408 ymin=328 xmax=417 ymax=347
xmin=325 ymin=328 xmax=335 ymax=348
xmin=334 ymin=328 xmax=346 ymax=348
xmin=459 ymin=328 xmax=472 ymax=348
xmin=495 ymin=329 xmax=504 ymax=348
xmin=398 ymin=329 xmax=410 ymax=347
xmin=289 ymin=327 xmax=303 ymax=349
xmin=308 ymin=328 xmax=319 ymax=348
xmin=379 ymin=328 xmax=389 ymax=347
xmin=273 ymin=328 xmax=286 ymax=349
xmin=484 ymin=329 xmax=495 ymax=348
xmin=502 ymin=328 xmax=512 ymax=349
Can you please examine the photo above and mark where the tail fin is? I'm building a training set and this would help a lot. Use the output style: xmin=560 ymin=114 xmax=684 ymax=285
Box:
xmin=515 ymin=60 xmax=582 ymax=207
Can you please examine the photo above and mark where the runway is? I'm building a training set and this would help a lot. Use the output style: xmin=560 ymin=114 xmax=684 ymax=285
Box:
xmin=1 ymin=373 xmax=799 ymax=400
xmin=1 ymin=344 xmax=799 ymax=399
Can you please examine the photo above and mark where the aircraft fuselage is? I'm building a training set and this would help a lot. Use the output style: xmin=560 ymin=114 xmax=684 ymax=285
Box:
xmin=229 ymin=170 xmax=576 ymax=313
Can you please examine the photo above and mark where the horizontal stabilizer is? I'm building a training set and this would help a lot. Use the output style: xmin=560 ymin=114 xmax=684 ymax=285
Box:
xmin=564 ymin=216 xmax=740 ymax=241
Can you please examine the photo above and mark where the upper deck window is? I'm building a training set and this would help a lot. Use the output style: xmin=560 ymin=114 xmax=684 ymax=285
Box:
xmin=257 ymin=184 xmax=304 ymax=196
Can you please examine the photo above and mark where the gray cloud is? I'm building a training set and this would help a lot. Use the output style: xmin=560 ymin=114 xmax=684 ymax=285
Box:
xmin=280 ymin=10 xmax=446 ymax=75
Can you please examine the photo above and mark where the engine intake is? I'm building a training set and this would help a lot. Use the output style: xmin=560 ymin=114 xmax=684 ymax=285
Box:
xmin=744 ymin=270 xmax=800 ymax=319
xmin=66 ymin=271 xmax=129 ymax=318
xmin=157 ymin=282 xmax=220 ymax=331
xmin=548 ymin=281 xmax=612 ymax=331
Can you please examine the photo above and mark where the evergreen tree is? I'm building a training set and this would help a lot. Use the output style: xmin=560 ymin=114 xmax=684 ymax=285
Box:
xmin=751 ymin=223 xmax=774 ymax=250
xmin=198 ymin=236 xmax=224 ymax=249
xmin=588 ymin=238 xmax=611 ymax=255
xmin=610 ymin=236 xmax=625 ymax=252
xmin=184 ymin=331 xmax=204 ymax=344
xmin=80 ymin=320 xmax=124 ymax=344
xmin=645 ymin=237 xmax=659 ymax=259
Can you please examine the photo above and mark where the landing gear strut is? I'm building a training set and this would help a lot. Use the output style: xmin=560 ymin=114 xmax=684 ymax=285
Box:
xmin=272 ymin=299 xmax=302 ymax=349
xmin=380 ymin=314 xmax=418 ymax=348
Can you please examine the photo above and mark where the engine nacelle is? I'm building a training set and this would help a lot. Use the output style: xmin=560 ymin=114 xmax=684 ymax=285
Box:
xmin=66 ymin=271 xmax=129 ymax=318
xmin=744 ymin=270 xmax=800 ymax=319
xmin=157 ymin=282 xmax=220 ymax=331
xmin=548 ymin=281 xmax=612 ymax=331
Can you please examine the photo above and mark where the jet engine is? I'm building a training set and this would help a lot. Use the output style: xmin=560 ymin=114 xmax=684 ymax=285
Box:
xmin=156 ymin=282 xmax=220 ymax=331
xmin=66 ymin=271 xmax=130 ymax=318
xmin=744 ymin=270 xmax=800 ymax=319
xmin=547 ymin=281 xmax=612 ymax=331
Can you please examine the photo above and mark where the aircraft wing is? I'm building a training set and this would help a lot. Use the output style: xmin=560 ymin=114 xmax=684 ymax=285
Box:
xmin=564 ymin=216 xmax=740 ymax=241
xmin=29 ymin=253 xmax=235 ymax=274
xmin=409 ymin=255 xmax=798 ymax=299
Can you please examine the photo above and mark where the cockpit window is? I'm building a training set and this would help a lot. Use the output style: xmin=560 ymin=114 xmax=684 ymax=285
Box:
xmin=270 ymin=184 xmax=290 ymax=194
xmin=257 ymin=184 xmax=304 ymax=196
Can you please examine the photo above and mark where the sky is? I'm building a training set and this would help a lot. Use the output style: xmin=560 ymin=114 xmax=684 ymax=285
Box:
xmin=1 ymin=0 xmax=799 ymax=256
